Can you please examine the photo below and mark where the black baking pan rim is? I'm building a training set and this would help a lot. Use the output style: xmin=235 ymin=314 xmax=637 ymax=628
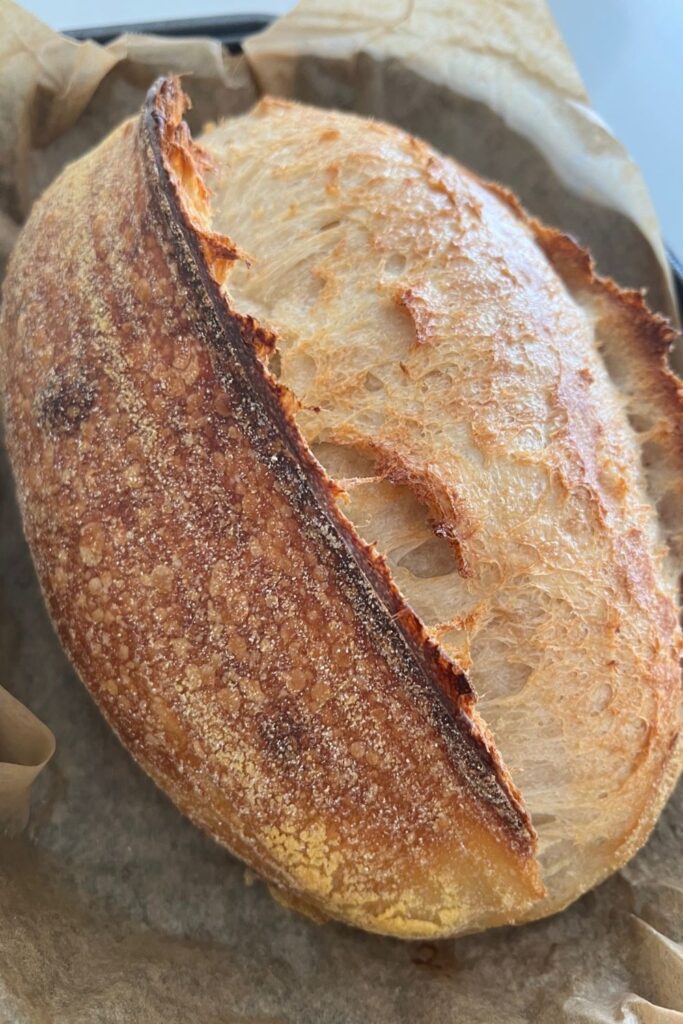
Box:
xmin=65 ymin=13 xmax=272 ymax=50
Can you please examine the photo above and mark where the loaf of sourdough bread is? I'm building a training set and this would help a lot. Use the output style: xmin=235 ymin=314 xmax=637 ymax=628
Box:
xmin=1 ymin=77 xmax=681 ymax=938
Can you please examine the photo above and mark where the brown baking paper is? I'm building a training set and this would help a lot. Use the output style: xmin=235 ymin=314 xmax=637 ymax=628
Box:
xmin=0 ymin=687 xmax=54 ymax=834
xmin=1 ymin=0 xmax=682 ymax=1020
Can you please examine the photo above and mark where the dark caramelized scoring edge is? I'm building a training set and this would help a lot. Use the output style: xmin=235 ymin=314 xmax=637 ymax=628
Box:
xmin=142 ymin=77 xmax=535 ymax=851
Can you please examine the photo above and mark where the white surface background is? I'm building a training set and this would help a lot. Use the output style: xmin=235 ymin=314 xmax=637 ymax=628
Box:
xmin=17 ymin=0 xmax=683 ymax=260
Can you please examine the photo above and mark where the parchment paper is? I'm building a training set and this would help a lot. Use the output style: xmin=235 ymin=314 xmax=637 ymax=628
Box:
xmin=1 ymin=0 xmax=682 ymax=1021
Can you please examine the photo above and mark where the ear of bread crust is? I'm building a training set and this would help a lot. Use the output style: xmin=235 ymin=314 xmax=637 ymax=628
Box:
xmin=0 ymin=76 xmax=543 ymax=938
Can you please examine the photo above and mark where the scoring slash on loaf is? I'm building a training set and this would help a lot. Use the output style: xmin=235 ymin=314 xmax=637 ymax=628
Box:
xmin=1 ymin=77 xmax=682 ymax=938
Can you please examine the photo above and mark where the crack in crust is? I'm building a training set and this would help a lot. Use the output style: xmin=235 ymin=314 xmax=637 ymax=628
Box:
xmin=142 ymin=78 xmax=537 ymax=845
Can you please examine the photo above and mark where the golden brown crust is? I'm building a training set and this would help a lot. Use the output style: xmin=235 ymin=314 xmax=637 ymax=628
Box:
xmin=0 ymin=77 xmax=542 ymax=938
xmin=478 ymin=178 xmax=683 ymax=916
xmin=201 ymin=95 xmax=683 ymax=920
xmin=4 ymin=76 xmax=681 ymax=940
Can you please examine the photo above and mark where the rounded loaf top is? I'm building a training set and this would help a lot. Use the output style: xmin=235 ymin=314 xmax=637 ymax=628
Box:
xmin=1 ymin=77 xmax=681 ymax=937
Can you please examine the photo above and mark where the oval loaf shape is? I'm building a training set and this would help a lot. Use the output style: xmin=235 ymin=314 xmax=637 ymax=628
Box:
xmin=1 ymin=77 xmax=681 ymax=938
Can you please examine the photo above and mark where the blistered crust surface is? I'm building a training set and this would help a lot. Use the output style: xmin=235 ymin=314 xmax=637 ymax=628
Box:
xmin=0 ymin=81 xmax=541 ymax=939
xmin=203 ymin=97 xmax=683 ymax=914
